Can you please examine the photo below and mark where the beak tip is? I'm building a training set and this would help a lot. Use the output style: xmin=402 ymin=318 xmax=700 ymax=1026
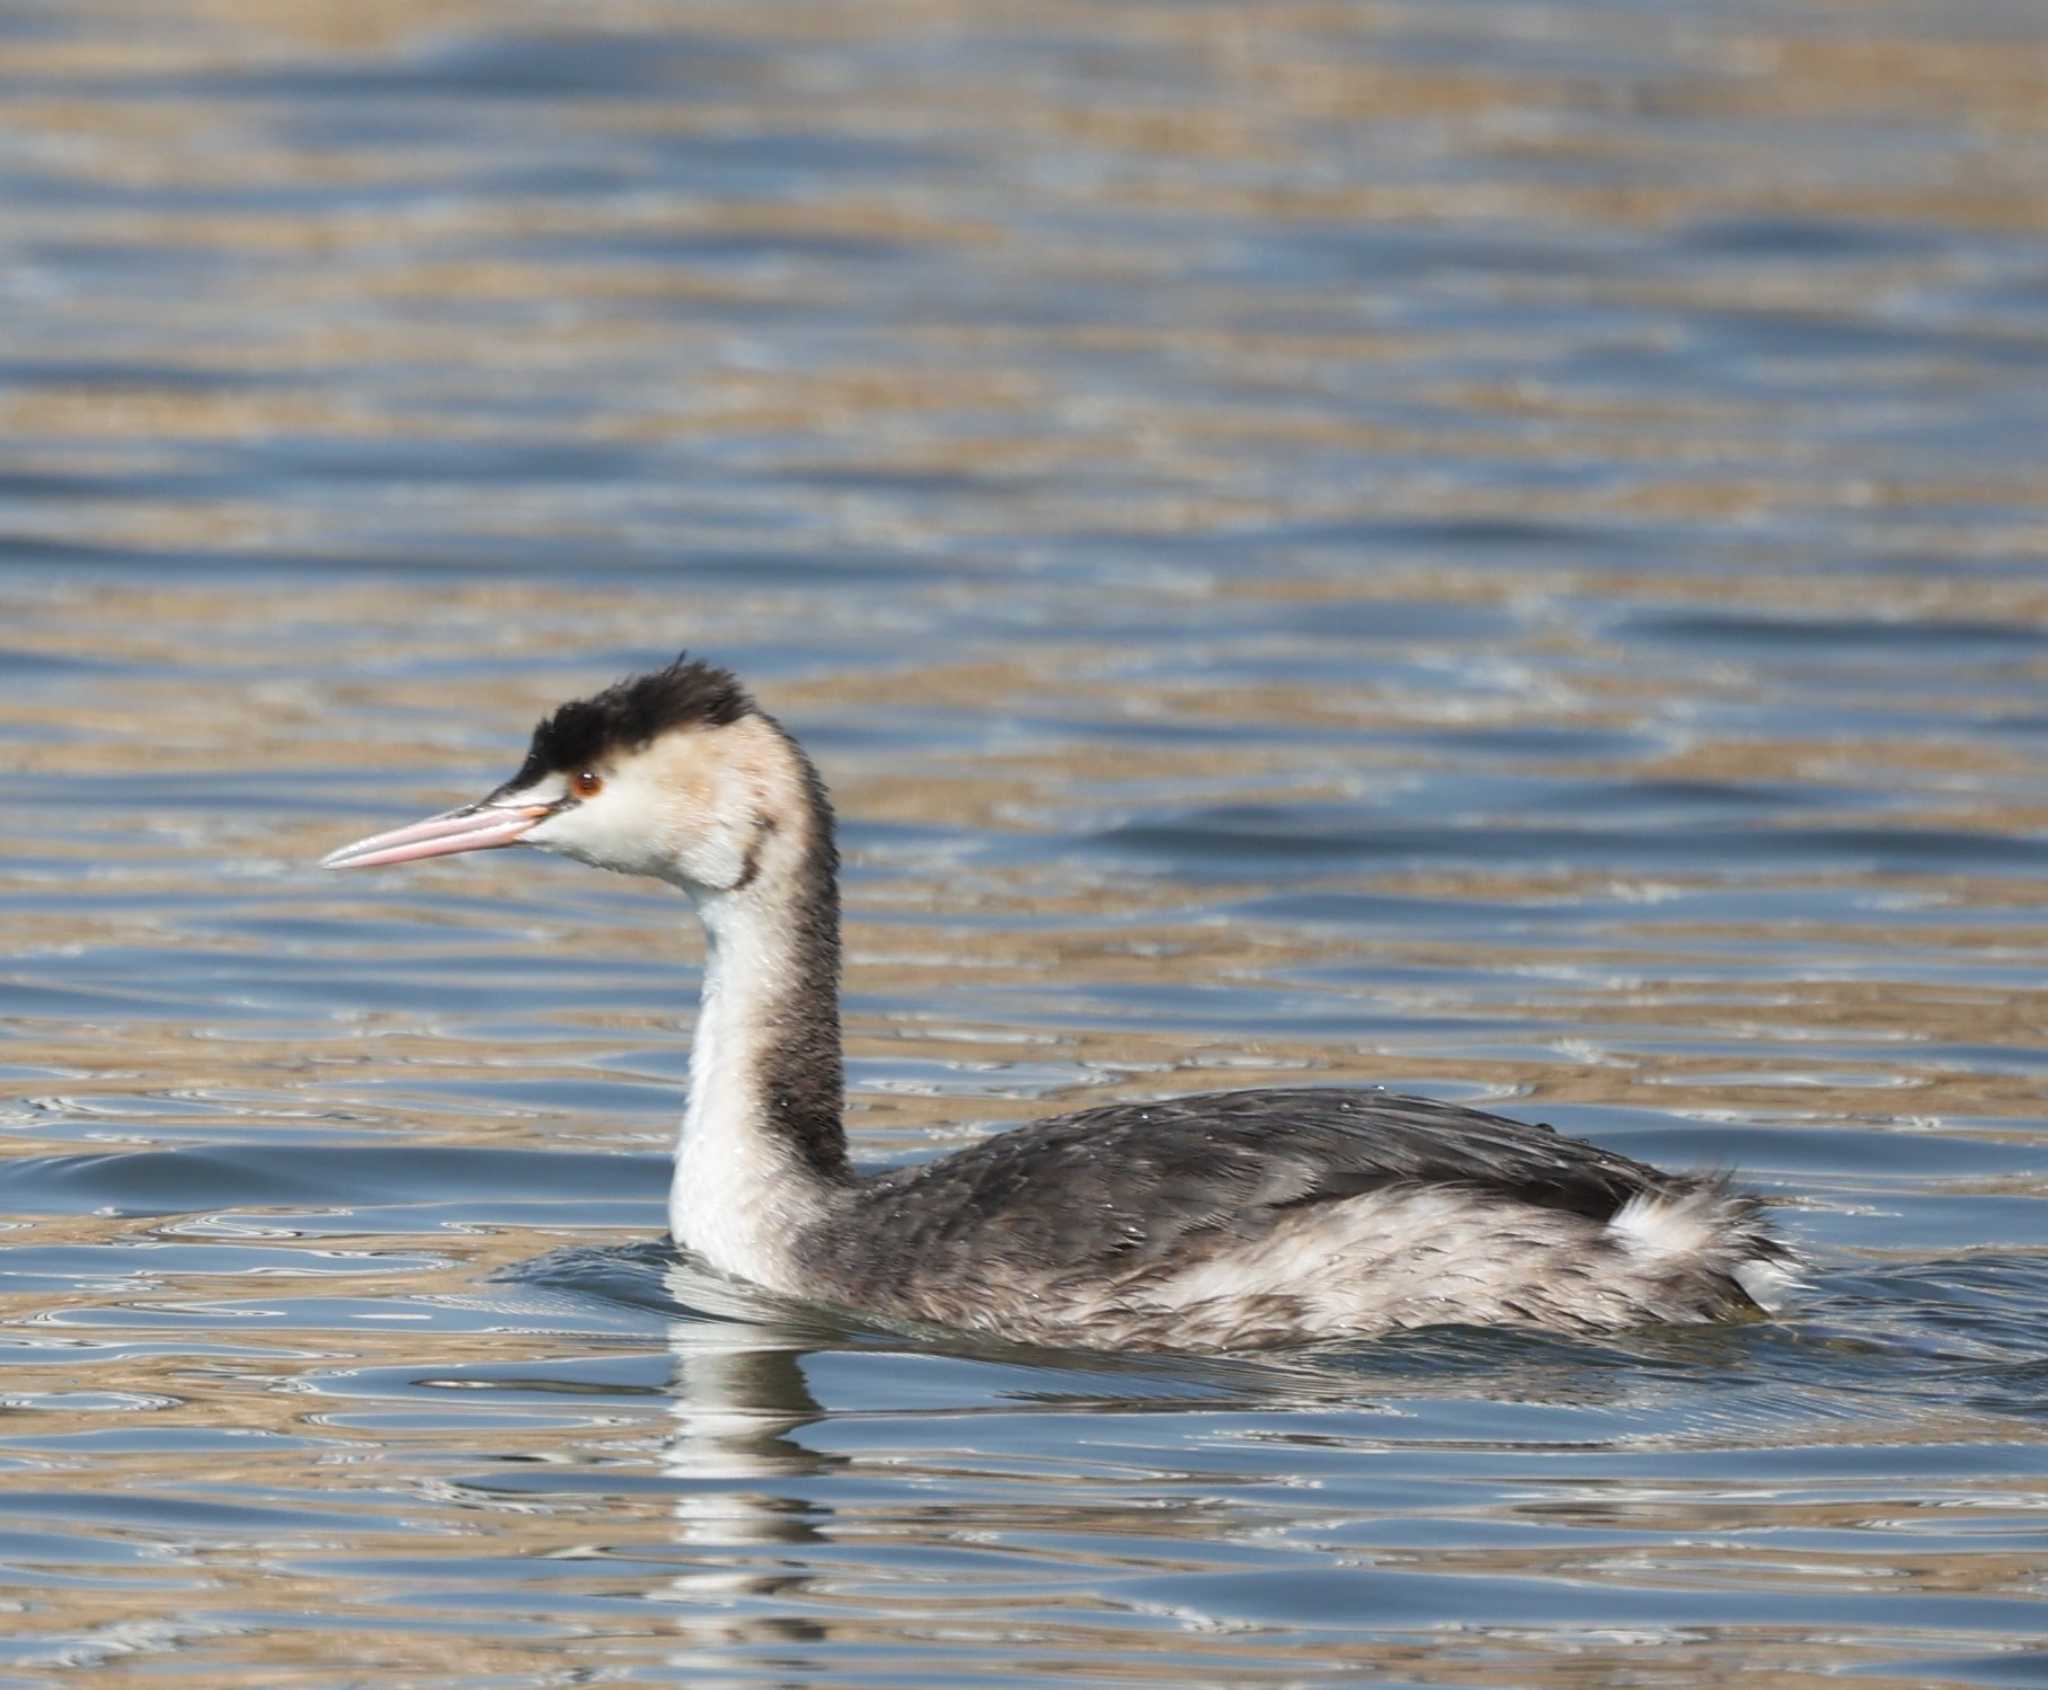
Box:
xmin=318 ymin=801 xmax=547 ymax=873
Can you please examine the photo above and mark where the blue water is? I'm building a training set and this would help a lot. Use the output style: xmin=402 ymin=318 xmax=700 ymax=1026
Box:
xmin=2 ymin=1 xmax=2047 ymax=1684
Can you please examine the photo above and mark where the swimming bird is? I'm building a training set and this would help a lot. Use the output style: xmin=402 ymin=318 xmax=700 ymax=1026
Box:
xmin=323 ymin=656 xmax=1795 ymax=1350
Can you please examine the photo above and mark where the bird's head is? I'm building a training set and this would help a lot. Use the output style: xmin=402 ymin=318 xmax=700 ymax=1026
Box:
xmin=323 ymin=655 xmax=821 ymax=896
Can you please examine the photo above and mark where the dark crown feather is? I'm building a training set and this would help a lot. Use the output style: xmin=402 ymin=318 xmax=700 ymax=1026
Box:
xmin=511 ymin=655 xmax=753 ymax=784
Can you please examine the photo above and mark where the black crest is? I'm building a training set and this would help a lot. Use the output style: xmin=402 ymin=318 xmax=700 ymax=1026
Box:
xmin=508 ymin=655 xmax=753 ymax=786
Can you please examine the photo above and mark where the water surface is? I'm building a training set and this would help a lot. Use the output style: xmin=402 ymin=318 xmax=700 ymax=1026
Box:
xmin=2 ymin=1 xmax=2047 ymax=1684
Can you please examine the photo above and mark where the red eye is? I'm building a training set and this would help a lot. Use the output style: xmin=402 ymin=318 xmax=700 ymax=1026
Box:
xmin=572 ymin=770 xmax=603 ymax=798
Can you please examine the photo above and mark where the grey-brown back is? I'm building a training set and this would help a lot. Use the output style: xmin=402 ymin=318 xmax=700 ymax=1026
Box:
xmin=797 ymin=1087 xmax=1789 ymax=1349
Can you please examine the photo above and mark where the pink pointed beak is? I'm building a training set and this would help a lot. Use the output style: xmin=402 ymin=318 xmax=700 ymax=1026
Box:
xmin=321 ymin=800 xmax=551 ymax=870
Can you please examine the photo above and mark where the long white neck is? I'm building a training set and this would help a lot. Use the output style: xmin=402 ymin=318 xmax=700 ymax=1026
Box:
xmin=668 ymin=834 xmax=849 ymax=1291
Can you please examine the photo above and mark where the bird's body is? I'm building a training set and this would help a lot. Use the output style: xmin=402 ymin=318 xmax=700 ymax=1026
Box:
xmin=325 ymin=656 xmax=1794 ymax=1351
xmin=794 ymin=1089 xmax=1783 ymax=1349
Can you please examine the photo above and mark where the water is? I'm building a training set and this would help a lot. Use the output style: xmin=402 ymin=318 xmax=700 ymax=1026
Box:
xmin=3 ymin=0 xmax=2047 ymax=1682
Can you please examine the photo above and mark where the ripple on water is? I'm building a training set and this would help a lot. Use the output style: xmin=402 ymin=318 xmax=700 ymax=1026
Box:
xmin=0 ymin=0 xmax=2045 ymax=1683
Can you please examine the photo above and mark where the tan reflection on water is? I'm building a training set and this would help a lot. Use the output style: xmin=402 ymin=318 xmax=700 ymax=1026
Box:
xmin=3 ymin=0 xmax=2047 ymax=1684
xmin=9 ymin=570 xmax=2042 ymax=1129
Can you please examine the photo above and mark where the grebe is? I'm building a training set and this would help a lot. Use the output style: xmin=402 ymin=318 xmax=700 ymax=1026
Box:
xmin=323 ymin=656 xmax=1795 ymax=1350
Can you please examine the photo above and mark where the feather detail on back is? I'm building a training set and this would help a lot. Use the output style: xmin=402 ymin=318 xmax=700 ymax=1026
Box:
xmin=796 ymin=1088 xmax=1796 ymax=1349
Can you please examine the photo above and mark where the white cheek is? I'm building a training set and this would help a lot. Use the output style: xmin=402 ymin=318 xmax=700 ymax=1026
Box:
xmin=533 ymin=791 xmax=669 ymax=876
xmin=525 ymin=765 xmax=745 ymax=887
xmin=673 ymin=816 xmax=749 ymax=888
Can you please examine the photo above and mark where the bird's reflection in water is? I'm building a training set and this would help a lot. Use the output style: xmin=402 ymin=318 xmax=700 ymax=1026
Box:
xmin=624 ymin=1246 xmax=1806 ymax=1673
xmin=658 ymin=1254 xmax=841 ymax=1510
xmin=645 ymin=1259 xmax=847 ymax=1656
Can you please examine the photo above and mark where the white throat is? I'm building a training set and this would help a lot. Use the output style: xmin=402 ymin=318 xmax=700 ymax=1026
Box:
xmin=669 ymin=885 xmax=839 ymax=1290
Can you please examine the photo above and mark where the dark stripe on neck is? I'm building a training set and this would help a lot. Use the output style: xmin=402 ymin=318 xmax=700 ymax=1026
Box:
xmin=729 ymin=813 xmax=778 ymax=894
xmin=752 ymin=729 xmax=850 ymax=1184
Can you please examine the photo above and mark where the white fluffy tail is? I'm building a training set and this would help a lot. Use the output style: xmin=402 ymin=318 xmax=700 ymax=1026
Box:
xmin=1607 ymin=1180 xmax=1800 ymax=1314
